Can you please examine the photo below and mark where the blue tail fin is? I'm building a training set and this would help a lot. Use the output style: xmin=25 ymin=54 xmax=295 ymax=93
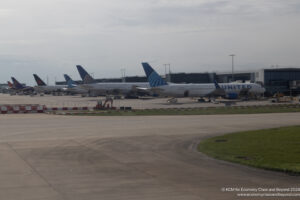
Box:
xmin=214 ymin=80 xmax=221 ymax=89
xmin=141 ymin=62 xmax=167 ymax=87
xmin=76 ymin=65 xmax=95 ymax=84
xmin=11 ymin=77 xmax=24 ymax=89
xmin=33 ymin=74 xmax=47 ymax=86
xmin=64 ymin=74 xmax=77 ymax=88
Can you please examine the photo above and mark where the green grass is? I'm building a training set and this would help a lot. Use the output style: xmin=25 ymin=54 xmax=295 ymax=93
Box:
xmin=198 ymin=126 xmax=300 ymax=175
xmin=61 ymin=104 xmax=300 ymax=116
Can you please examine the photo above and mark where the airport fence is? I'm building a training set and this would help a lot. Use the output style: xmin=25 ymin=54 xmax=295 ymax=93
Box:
xmin=0 ymin=104 xmax=90 ymax=114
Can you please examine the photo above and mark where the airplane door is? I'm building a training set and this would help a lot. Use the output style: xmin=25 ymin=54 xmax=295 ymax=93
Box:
xmin=184 ymin=90 xmax=189 ymax=97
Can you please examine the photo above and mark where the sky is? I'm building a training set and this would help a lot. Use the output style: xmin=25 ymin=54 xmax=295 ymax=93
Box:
xmin=0 ymin=0 xmax=300 ymax=85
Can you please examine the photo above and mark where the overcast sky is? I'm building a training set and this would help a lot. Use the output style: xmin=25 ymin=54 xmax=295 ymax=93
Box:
xmin=1 ymin=0 xmax=300 ymax=84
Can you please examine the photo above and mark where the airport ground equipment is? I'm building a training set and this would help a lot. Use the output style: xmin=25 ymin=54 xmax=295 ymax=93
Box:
xmin=94 ymin=97 xmax=116 ymax=110
xmin=167 ymin=98 xmax=178 ymax=104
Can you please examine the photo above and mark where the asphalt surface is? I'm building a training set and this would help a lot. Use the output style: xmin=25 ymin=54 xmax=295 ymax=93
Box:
xmin=0 ymin=113 xmax=300 ymax=199
xmin=0 ymin=93 xmax=294 ymax=109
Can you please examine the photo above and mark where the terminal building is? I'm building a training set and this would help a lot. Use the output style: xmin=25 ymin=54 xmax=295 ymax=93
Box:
xmin=214 ymin=68 xmax=300 ymax=95
xmin=56 ymin=67 xmax=300 ymax=96
xmin=255 ymin=68 xmax=300 ymax=95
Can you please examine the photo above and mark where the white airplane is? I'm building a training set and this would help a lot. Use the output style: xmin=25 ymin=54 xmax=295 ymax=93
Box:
xmin=63 ymin=74 xmax=88 ymax=95
xmin=141 ymin=62 xmax=265 ymax=99
xmin=76 ymin=65 xmax=150 ymax=97
xmin=33 ymin=74 xmax=66 ymax=94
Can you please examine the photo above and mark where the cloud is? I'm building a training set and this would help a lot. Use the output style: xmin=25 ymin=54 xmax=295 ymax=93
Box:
xmin=106 ymin=0 xmax=300 ymax=31
xmin=0 ymin=0 xmax=300 ymax=84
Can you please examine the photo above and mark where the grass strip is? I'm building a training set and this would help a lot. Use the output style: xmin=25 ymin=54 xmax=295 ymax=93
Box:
xmin=198 ymin=126 xmax=300 ymax=175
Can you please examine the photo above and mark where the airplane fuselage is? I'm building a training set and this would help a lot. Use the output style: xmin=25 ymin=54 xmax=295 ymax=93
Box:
xmin=80 ymin=82 xmax=150 ymax=96
xmin=34 ymin=85 xmax=66 ymax=93
xmin=152 ymin=83 xmax=265 ymax=98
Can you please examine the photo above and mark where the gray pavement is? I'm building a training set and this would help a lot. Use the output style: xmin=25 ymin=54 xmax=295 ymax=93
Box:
xmin=0 ymin=113 xmax=300 ymax=199
xmin=0 ymin=93 xmax=295 ymax=110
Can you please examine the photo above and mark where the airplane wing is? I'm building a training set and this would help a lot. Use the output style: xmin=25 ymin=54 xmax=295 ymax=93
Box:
xmin=208 ymin=88 xmax=226 ymax=97
xmin=134 ymin=86 xmax=152 ymax=95
xmin=208 ymin=80 xmax=226 ymax=97
xmin=135 ymin=86 xmax=149 ymax=91
xmin=78 ymin=84 xmax=94 ymax=90
xmin=239 ymin=88 xmax=251 ymax=96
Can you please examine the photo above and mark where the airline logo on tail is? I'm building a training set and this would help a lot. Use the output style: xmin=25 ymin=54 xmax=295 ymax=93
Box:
xmin=33 ymin=74 xmax=47 ymax=86
xmin=214 ymin=80 xmax=221 ymax=89
xmin=7 ymin=81 xmax=14 ymax=89
xmin=76 ymin=65 xmax=95 ymax=84
xmin=64 ymin=74 xmax=76 ymax=88
xmin=11 ymin=77 xmax=24 ymax=89
xmin=142 ymin=62 xmax=167 ymax=88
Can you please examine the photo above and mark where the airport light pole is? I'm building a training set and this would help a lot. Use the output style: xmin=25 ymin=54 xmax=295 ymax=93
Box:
xmin=121 ymin=68 xmax=126 ymax=83
xmin=229 ymin=54 xmax=235 ymax=82
xmin=163 ymin=63 xmax=171 ymax=82
xmin=168 ymin=64 xmax=171 ymax=82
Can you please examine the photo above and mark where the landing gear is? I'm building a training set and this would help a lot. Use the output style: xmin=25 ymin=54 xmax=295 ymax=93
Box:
xmin=197 ymin=98 xmax=205 ymax=103
xmin=167 ymin=98 xmax=178 ymax=104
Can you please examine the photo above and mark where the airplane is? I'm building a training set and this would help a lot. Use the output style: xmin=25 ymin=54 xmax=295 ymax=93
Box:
xmin=141 ymin=62 xmax=265 ymax=99
xmin=7 ymin=81 xmax=15 ymax=90
xmin=11 ymin=77 xmax=35 ymax=95
xmin=5 ymin=81 xmax=17 ymax=95
xmin=76 ymin=65 xmax=96 ymax=84
xmin=63 ymin=74 xmax=88 ymax=95
xmin=213 ymin=80 xmax=263 ymax=99
xmin=33 ymin=74 xmax=66 ymax=94
xmin=76 ymin=65 xmax=150 ymax=97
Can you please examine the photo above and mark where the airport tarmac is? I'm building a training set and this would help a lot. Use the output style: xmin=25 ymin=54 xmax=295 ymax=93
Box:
xmin=0 ymin=93 xmax=294 ymax=109
xmin=0 ymin=113 xmax=300 ymax=199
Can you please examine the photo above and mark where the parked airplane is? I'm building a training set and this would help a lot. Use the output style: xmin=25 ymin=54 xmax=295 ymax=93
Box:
xmin=33 ymin=74 xmax=66 ymax=94
xmin=212 ymin=80 xmax=265 ymax=99
xmin=11 ymin=77 xmax=34 ymax=95
xmin=141 ymin=62 xmax=265 ymax=99
xmin=63 ymin=74 xmax=88 ymax=95
xmin=7 ymin=81 xmax=15 ymax=90
xmin=76 ymin=65 xmax=96 ymax=84
xmin=6 ymin=81 xmax=17 ymax=94
xmin=76 ymin=65 xmax=150 ymax=97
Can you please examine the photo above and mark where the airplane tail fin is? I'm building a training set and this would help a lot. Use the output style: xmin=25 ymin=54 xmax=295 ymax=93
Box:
xmin=11 ymin=77 xmax=24 ymax=89
xmin=141 ymin=62 xmax=167 ymax=87
xmin=76 ymin=65 xmax=95 ymax=84
xmin=63 ymin=74 xmax=76 ymax=88
xmin=33 ymin=74 xmax=47 ymax=86
xmin=214 ymin=80 xmax=221 ymax=89
xmin=211 ymin=80 xmax=227 ymax=97
xmin=7 ymin=81 xmax=14 ymax=89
